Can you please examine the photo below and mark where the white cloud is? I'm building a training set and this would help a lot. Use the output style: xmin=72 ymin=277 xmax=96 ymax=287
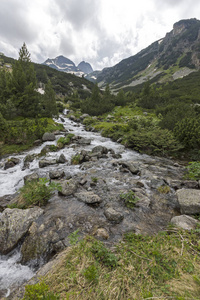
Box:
xmin=0 ymin=0 xmax=200 ymax=70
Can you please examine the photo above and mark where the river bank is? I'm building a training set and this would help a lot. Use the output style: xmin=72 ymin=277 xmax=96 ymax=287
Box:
xmin=0 ymin=112 xmax=200 ymax=299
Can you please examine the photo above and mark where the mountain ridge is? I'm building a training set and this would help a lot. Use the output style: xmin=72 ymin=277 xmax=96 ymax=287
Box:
xmin=42 ymin=55 xmax=93 ymax=77
xmin=93 ymin=18 xmax=200 ymax=91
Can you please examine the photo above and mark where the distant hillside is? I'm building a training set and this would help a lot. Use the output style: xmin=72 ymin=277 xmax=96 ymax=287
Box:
xmin=94 ymin=18 xmax=200 ymax=91
xmin=0 ymin=53 xmax=94 ymax=98
xmin=42 ymin=55 xmax=93 ymax=77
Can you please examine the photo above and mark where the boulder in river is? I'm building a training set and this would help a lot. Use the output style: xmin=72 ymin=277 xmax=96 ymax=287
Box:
xmin=0 ymin=207 xmax=43 ymax=254
xmin=92 ymin=145 xmax=108 ymax=154
xmin=59 ymin=179 xmax=78 ymax=196
xmin=24 ymin=172 xmax=39 ymax=183
xmin=176 ymin=189 xmax=200 ymax=214
xmin=57 ymin=153 xmax=67 ymax=164
xmin=104 ymin=207 xmax=124 ymax=223
xmin=4 ymin=157 xmax=20 ymax=170
xmin=39 ymin=159 xmax=57 ymax=168
xmin=42 ymin=132 xmax=55 ymax=142
xmin=118 ymin=160 xmax=140 ymax=175
xmin=49 ymin=169 xmax=65 ymax=180
xmin=75 ymin=191 xmax=102 ymax=205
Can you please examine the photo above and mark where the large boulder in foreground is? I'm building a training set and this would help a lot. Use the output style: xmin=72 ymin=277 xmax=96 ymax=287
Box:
xmin=176 ymin=189 xmax=200 ymax=214
xmin=0 ymin=207 xmax=43 ymax=254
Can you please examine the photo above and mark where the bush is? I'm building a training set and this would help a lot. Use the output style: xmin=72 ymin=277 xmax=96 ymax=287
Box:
xmin=12 ymin=178 xmax=61 ymax=208
xmin=185 ymin=161 xmax=200 ymax=180
xmin=125 ymin=127 xmax=183 ymax=156
xmin=120 ymin=190 xmax=139 ymax=209
xmin=57 ymin=133 xmax=74 ymax=148
xmin=23 ymin=281 xmax=60 ymax=300
xmin=90 ymin=239 xmax=118 ymax=268
xmin=174 ymin=117 xmax=200 ymax=149
xmin=71 ymin=154 xmax=80 ymax=165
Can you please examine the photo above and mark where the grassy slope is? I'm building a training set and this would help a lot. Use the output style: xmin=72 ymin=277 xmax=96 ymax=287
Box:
xmin=24 ymin=229 xmax=200 ymax=299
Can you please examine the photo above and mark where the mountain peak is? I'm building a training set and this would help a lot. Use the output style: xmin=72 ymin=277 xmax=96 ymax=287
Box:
xmin=173 ymin=18 xmax=200 ymax=36
xmin=77 ymin=61 xmax=93 ymax=74
xmin=42 ymin=55 xmax=93 ymax=77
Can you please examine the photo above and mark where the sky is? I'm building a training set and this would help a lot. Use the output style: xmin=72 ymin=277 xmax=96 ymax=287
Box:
xmin=0 ymin=0 xmax=200 ymax=70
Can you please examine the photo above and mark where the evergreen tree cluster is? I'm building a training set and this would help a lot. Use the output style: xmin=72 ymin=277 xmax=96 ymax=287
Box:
xmin=0 ymin=43 xmax=57 ymax=120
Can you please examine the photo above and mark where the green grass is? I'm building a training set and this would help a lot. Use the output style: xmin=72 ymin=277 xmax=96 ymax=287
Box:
xmin=23 ymin=229 xmax=200 ymax=299
xmin=8 ymin=178 xmax=61 ymax=209
xmin=0 ymin=118 xmax=64 ymax=156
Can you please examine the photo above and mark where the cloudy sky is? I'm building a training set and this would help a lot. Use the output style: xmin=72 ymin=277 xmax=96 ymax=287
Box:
xmin=0 ymin=0 xmax=199 ymax=70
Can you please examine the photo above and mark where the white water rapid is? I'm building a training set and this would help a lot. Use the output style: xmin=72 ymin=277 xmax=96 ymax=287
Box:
xmin=0 ymin=113 xmax=144 ymax=298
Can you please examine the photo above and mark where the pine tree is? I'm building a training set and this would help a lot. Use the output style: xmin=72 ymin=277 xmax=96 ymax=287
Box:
xmin=42 ymin=80 xmax=58 ymax=117
xmin=10 ymin=43 xmax=40 ymax=117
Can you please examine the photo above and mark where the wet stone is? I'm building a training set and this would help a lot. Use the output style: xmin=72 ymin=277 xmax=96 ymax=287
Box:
xmin=104 ymin=207 xmax=124 ymax=223
xmin=75 ymin=191 xmax=102 ymax=204
xmin=49 ymin=170 xmax=65 ymax=180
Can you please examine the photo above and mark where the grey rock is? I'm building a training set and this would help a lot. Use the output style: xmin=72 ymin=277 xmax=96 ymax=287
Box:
xmin=104 ymin=207 xmax=124 ymax=223
xmin=171 ymin=215 xmax=199 ymax=230
xmin=0 ymin=207 xmax=43 ymax=254
xmin=57 ymin=153 xmax=67 ymax=164
xmin=20 ymin=218 xmax=65 ymax=265
xmin=80 ymin=113 xmax=90 ymax=120
xmin=92 ymin=145 xmax=108 ymax=154
xmin=76 ymin=137 xmax=91 ymax=145
xmin=69 ymin=115 xmax=76 ymax=121
xmin=95 ymin=228 xmax=109 ymax=239
xmin=75 ymin=191 xmax=102 ymax=204
xmin=170 ymin=180 xmax=199 ymax=190
xmin=39 ymin=159 xmax=57 ymax=168
xmin=49 ymin=170 xmax=65 ymax=179
xmin=24 ymin=172 xmax=39 ymax=183
xmin=59 ymin=179 xmax=78 ymax=196
xmin=149 ymin=179 xmax=166 ymax=189
xmin=4 ymin=157 xmax=20 ymax=170
xmin=119 ymin=160 xmax=140 ymax=175
xmin=42 ymin=132 xmax=55 ymax=142
xmin=33 ymin=139 xmax=42 ymax=146
xmin=176 ymin=189 xmax=200 ymax=214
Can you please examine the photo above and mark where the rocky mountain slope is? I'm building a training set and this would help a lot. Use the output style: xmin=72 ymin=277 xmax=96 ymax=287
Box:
xmin=94 ymin=18 xmax=200 ymax=91
xmin=42 ymin=55 xmax=93 ymax=77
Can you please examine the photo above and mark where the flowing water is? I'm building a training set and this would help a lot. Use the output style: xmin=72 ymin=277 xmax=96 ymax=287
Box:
xmin=0 ymin=113 xmax=181 ymax=297
xmin=0 ymin=114 xmax=143 ymax=297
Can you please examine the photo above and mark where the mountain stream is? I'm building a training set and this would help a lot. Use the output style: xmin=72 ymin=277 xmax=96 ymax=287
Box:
xmin=0 ymin=112 xmax=185 ymax=298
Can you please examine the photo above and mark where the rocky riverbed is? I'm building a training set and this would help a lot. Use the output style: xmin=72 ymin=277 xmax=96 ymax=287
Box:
xmin=0 ymin=113 xmax=200 ymax=298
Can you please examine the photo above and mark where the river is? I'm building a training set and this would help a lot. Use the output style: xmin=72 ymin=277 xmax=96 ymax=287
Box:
xmin=0 ymin=112 xmax=184 ymax=298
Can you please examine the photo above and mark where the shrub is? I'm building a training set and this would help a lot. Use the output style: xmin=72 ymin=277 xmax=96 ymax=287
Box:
xmin=90 ymin=239 xmax=118 ymax=268
xmin=23 ymin=281 xmax=60 ymax=300
xmin=185 ymin=161 xmax=200 ymax=180
xmin=83 ymin=264 xmax=99 ymax=284
xmin=120 ymin=190 xmax=139 ymax=209
xmin=71 ymin=154 xmax=80 ymax=165
xmin=157 ymin=185 xmax=171 ymax=194
xmin=13 ymin=178 xmax=61 ymax=208
xmin=57 ymin=134 xmax=74 ymax=148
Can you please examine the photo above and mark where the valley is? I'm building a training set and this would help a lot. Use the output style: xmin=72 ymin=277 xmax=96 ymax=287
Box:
xmin=1 ymin=18 xmax=200 ymax=299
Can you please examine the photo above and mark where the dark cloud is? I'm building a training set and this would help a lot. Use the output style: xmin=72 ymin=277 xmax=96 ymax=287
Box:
xmin=55 ymin=0 xmax=101 ymax=31
xmin=0 ymin=0 xmax=200 ymax=70
xmin=0 ymin=0 xmax=38 ymax=45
